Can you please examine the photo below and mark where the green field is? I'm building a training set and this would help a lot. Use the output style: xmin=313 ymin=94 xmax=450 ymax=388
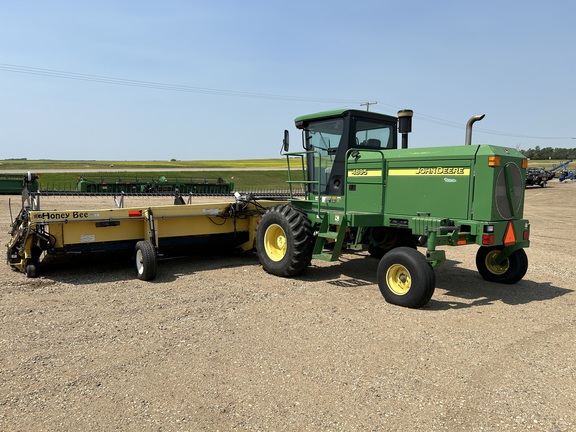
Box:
xmin=1 ymin=158 xmax=572 ymax=191
xmin=0 ymin=158 xmax=287 ymax=170
xmin=0 ymin=159 xmax=302 ymax=191
xmin=2 ymin=157 xmax=569 ymax=170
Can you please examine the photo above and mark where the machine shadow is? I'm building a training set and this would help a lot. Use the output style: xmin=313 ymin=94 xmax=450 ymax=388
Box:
xmin=294 ymin=255 xmax=572 ymax=310
xmin=35 ymin=252 xmax=136 ymax=284
xmin=34 ymin=252 xmax=572 ymax=311
xmin=428 ymin=259 xmax=573 ymax=310
xmin=35 ymin=248 xmax=260 ymax=285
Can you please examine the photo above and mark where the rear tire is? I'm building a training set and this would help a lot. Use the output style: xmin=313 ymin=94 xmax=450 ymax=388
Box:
xmin=368 ymin=230 xmax=416 ymax=259
xmin=256 ymin=204 xmax=314 ymax=277
xmin=377 ymin=247 xmax=436 ymax=308
xmin=476 ymin=246 xmax=528 ymax=284
xmin=135 ymin=241 xmax=157 ymax=281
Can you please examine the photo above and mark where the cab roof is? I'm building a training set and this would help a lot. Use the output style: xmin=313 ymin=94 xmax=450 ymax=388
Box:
xmin=295 ymin=109 xmax=398 ymax=129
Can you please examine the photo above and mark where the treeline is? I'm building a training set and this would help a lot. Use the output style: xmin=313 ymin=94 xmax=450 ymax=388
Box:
xmin=521 ymin=146 xmax=576 ymax=160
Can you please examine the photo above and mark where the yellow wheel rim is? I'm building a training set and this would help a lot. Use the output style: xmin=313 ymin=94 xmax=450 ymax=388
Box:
xmin=386 ymin=264 xmax=411 ymax=295
xmin=264 ymin=224 xmax=287 ymax=262
xmin=485 ymin=250 xmax=509 ymax=275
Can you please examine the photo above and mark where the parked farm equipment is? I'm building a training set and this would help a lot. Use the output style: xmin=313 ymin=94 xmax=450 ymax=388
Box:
xmin=553 ymin=159 xmax=575 ymax=182
xmin=525 ymin=167 xmax=549 ymax=187
xmin=76 ymin=175 xmax=234 ymax=194
xmin=0 ymin=172 xmax=39 ymax=194
xmin=524 ymin=159 xmax=573 ymax=187
xmin=6 ymin=109 xmax=531 ymax=309
xmin=559 ymin=169 xmax=576 ymax=182
xmin=549 ymin=159 xmax=573 ymax=178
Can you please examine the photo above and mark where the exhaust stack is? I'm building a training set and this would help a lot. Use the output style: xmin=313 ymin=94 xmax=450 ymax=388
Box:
xmin=465 ymin=114 xmax=485 ymax=145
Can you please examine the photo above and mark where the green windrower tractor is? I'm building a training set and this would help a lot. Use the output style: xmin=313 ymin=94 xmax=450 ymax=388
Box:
xmin=255 ymin=109 xmax=530 ymax=308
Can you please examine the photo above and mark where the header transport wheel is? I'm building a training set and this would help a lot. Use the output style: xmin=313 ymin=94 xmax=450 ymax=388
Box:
xmin=377 ymin=247 xmax=436 ymax=308
xmin=256 ymin=204 xmax=314 ymax=277
xmin=475 ymin=246 xmax=528 ymax=284
xmin=26 ymin=263 xmax=38 ymax=278
xmin=135 ymin=240 xmax=158 ymax=281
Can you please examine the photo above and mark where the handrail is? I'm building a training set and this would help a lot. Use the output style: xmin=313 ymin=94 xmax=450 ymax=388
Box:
xmin=284 ymin=150 xmax=323 ymax=215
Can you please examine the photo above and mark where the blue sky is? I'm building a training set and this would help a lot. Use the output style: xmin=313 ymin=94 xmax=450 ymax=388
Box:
xmin=1 ymin=0 xmax=575 ymax=161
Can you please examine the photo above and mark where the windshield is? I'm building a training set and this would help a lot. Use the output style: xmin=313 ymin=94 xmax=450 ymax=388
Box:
xmin=306 ymin=118 xmax=343 ymax=152
xmin=304 ymin=118 xmax=343 ymax=194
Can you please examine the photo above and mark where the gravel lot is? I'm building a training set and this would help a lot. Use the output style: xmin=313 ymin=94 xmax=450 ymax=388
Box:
xmin=1 ymin=182 xmax=575 ymax=431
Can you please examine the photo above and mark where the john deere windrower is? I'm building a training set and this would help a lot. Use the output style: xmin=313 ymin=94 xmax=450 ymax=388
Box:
xmin=255 ymin=109 xmax=530 ymax=308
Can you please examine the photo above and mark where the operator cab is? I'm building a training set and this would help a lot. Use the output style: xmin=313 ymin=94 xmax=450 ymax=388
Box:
xmin=295 ymin=109 xmax=399 ymax=196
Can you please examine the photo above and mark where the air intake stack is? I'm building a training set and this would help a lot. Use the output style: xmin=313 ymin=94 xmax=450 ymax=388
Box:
xmin=398 ymin=109 xmax=413 ymax=149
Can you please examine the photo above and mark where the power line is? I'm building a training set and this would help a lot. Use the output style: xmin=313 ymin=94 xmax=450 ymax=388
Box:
xmin=414 ymin=113 xmax=575 ymax=140
xmin=1 ymin=62 xmax=574 ymax=141
xmin=470 ymin=127 xmax=576 ymax=140
xmin=0 ymin=63 xmax=365 ymax=104
xmin=359 ymin=101 xmax=576 ymax=141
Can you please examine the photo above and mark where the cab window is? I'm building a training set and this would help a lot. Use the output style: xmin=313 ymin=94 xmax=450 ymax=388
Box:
xmin=354 ymin=120 xmax=394 ymax=149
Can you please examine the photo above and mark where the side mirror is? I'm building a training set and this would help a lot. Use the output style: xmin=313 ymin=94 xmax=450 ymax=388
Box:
xmin=282 ymin=129 xmax=290 ymax=153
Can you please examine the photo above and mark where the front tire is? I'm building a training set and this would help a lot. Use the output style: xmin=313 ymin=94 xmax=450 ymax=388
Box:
xmin=377 ymin=247 xmax=436 ymax=308
xmin=256 ymin=204 xmax=313 ymax=277
xmin=135 ymin=241 xmax=157 ymax=281
xmin=475 ymin=246 xmax=528 ymax=284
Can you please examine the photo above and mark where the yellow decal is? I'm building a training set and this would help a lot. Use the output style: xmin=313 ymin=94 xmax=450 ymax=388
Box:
xmin=347 ymin=169 xmax=382 ymax=177
xmin=388 ymin=167 xmax=470 ymax=176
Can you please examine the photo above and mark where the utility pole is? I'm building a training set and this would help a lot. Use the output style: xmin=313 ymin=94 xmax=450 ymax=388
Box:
xmin=360 ymin=101 xmax=377 ymax=111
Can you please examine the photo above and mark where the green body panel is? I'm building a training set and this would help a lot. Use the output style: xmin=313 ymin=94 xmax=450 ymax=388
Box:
xmin=344 ymin=144 xmax=527 ymax=223
xmin=380 ymin=147 xmax=475 ymax=220
xmin=346 ymin=153 xmax=385 ymax=214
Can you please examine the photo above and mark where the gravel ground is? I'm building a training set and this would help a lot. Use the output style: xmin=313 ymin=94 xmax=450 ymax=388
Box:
xmin=1 ymin=182 xmax=575 ymax=431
